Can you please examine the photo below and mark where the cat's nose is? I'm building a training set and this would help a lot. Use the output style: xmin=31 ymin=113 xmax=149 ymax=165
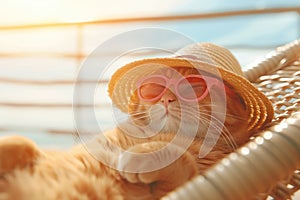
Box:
xmin=160 ymin=91 xmax=176 ymax=108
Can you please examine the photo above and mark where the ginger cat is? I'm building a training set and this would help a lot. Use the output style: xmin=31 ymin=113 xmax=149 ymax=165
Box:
xmin=0 ymin=67 xmax=249 ymax=200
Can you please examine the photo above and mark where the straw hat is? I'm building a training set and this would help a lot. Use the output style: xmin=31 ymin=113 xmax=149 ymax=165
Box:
xmin=108 ymin=43 xmax=274 ymax=132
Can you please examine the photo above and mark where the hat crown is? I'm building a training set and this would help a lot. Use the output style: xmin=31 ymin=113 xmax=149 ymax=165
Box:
xmin=176 ymin=43 xmax=244 ymax=76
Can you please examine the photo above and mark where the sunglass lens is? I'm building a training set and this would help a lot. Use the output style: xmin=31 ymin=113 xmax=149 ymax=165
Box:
xmin=177 ymin=76 xmax=207 ymax=100
xmin=138 ymin=77 xmax=166 ymax=101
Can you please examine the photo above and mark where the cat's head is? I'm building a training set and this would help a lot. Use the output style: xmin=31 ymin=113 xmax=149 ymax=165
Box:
xmin=127 ymin=66 xmax=249 ymax=147
xmin=108 ymin=43 xmax=274 ymax=147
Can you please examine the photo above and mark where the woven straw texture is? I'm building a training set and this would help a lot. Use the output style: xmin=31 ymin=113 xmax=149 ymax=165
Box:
xmin=163 ymin=39 xmax=300 ymax=200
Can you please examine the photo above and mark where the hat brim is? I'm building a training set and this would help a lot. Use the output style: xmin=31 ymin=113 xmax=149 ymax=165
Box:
xmin=108 ymin=58 xmax=274 ymax=132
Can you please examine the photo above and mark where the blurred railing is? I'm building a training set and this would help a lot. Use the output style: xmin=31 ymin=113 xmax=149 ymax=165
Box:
xmin=1 ymin=7 xmax=300 ymax=81
xmin=1 ymin=7 xmax=300 ymax=30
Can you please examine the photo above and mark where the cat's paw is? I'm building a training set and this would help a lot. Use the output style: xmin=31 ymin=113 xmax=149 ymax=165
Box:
xmin=118 ymin=141 xmax=197 ymax=190
xmin=0 ymin=136 xmax=41 ymax=174
xmin=117 ymin=141 xmax=165 ymax=184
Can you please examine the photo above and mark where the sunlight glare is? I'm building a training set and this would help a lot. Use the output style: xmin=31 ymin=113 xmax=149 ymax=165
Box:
xmin=0 ymin=0 xmax=182 ymax=25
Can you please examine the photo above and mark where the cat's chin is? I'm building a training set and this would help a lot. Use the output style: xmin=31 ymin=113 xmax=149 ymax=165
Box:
xmin=146 ymin=104 xmax=176 ymax=133
xmin=128 ymin=103 xmax=209 ymax=139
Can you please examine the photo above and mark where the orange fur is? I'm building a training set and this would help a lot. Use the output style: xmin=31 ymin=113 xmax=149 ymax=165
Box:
xmin=0 ymin=67 xmax=250 ymax=200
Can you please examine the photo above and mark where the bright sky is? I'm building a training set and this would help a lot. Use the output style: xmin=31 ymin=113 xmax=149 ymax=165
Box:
xmin=1 ymin=0 xmax=299 ymax=26
xmin=0 ymin=0 xmax=182 ymax=25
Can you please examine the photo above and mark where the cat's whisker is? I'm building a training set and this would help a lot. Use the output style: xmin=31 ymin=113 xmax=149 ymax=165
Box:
xmin=134 ymin=109 xmax=163 ymax=118
xmin=128 ymin=104 xmax=152 ymax=108
xmin=128 ymin=111 xmax=149 ymax=117
xmin=222 ymin=114 xmax=246 ymax=121
xmin=222 ymin=127 xmax=238 ymax=150
xmin=114 ymin=112 xmax=151 ymax=123
xmin=201 ymin=114 xmax=238 ymax=150
xmin=197 ymin=112 xmax=245 ymax=149
xmin=130 ymin=115 xmax=150 ymax=121
xmin=200 ymin=110 xmax=246 ymax=121
xmin=129 ymin=108 xmax=164 ymax=117
xmin=184 ymin=104 xmax=219 ymax=108
xmin=198 ymin=116 xmax=238 ymax=151
xmin=171 ymin=107 xmax=201 ymax=116
xmin=186 ymin=106 xmax=246 ymax=123
xmin=171 ymin=108 xmax=238 ymax=150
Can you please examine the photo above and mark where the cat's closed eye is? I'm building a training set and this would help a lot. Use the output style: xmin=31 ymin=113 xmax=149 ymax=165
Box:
xmin=139 ymin=83 xmax=165 ymax=101
xmin=177 ymin=77 xmax=207 ymax=100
